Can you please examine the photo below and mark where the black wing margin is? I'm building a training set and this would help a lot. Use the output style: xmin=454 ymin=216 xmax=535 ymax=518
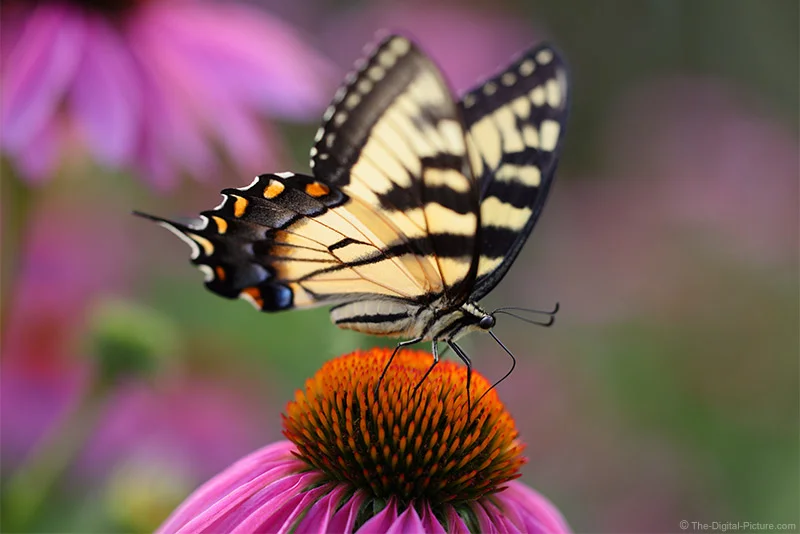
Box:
xmin=460 ymin=44 xmax=570 ymax=300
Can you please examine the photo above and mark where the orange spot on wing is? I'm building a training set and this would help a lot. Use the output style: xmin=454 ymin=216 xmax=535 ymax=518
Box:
xmin=232 ymin=195 xmax=248 ymax=217
xmin=264 ymin=180 xmax=285 ymax=199
xmin=212 ymin=216 xmax=228 ymax=234
xmin=240 ymin=287 xmax=264 ymax=308
xmin=215 ymin=266 xmax=226 ymax=281
xmin=305 ymin=181 xmax=330 ymax=198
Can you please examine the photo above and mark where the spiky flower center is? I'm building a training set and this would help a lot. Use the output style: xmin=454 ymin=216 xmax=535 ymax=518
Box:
xmin=282 ymin=349 xmax=525 ymax=506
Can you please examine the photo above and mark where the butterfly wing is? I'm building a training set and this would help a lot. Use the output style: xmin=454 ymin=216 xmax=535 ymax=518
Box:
xmin=311 ymin=35 xmax=480 ymax=303
xmin=459 ymin=44 xmax=570 ymax=301
xmin=137 ymin=35 xmax=480 ymax=334
xmin=135 ymin=172 xmax=439 ymax=312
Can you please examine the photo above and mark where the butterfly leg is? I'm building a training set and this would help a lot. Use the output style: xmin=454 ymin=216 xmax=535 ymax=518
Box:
xmin=447 ymin=341 xmax=473 ymax=419
xmin=375 ymin=336 xmax=423 ymax=395
xmin=413 ymin=341 xmax=440 ymax=393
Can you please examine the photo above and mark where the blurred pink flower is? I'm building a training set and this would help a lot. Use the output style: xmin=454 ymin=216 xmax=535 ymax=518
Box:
xmin=81 ymin=379 xmax=268 ymax=482
xmin=0 ymin=0 xmax=334 ymax=188
xmin=0 ymin=200 xmax=129 ymax=465
xmin=319 ymin=4 xmax=537 ymax=93
xmin=158 ymin=441 xmax=570 ymax=534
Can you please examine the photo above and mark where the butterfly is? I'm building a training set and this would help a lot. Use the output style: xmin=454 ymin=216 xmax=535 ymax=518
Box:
xmin=136 ymin=34 xmax=570 ymax=402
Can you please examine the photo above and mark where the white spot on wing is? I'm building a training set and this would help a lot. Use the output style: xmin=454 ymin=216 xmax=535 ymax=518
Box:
xmin=530 ymin=86 xmax=546 ymax=106
xmin=198 ymin=264 xmax=214 ymax=282
xmin=378 ymin=50 xmax=396 ymax=68
xmin=540 ymin=119 xmax=561 ymax=151
xmin=501 ymin=72 xmax=516 ymax=86
xmin=344 ymin=93 xmax=361 ymax=109
xmin=510 ymin=94 xmax=531 ymax=119
xmin=189 ymin=215 xmax=209 ymax=231
xmin=367 ymin=65 xmax=384 ymax=82
xmin=390 ymin=37 xmax=411 ymax=55
xmin=237 ymin=176 xmax=261 ymax=191
xmin=357 ymin=79 xmax=373 ymax=93
xmin=536 ymin=49 xmax=554 ymax=65
xmin=519 ymin=59 xmax=535 ymax=76
xmin=333 ymin=112 xmax=348 ymax=126
xmin=275 ymin=171 xmax=294 ymax=179
xmin=546 ymin=78 xmax=562 ymax=108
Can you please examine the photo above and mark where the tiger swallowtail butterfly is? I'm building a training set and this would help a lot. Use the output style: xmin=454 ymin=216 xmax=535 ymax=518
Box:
xmin=136 ymin=34 xmax=570 ymax=399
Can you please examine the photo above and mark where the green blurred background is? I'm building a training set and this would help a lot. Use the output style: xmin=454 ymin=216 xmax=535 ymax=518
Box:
xmin=1 ymin=0 xmax=797 ymax=532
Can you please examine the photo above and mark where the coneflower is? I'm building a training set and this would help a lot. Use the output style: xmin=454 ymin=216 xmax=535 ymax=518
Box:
xmin=159 ymin=348 xmax=570 ymax=533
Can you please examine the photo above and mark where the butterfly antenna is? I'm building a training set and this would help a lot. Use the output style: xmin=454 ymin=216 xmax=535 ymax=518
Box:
xmin=476 ymin=330 xmax=518 ymax=406
xmin=375 ymin=336 xmax=423 ymax=396
xmin=492 ymin=302 xmax=560 ymax=327
xmin=447 ymin=341 xmax=473 ymax=420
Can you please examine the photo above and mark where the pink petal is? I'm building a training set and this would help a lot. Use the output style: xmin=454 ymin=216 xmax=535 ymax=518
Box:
xmin=212 ymin=103 xmax=278 ymax=178
xmin=294 ymin=483 xmax=350 ymax=533
xmin=1 ymin=2 xmax=84 ymax=151
xmin=157 ymin=442 xmax=302 ymax=533
xmin=419 ymin=502 xmax=447 ymax=534
xmin=474 ymin=501 xmax=502 ymax=534
xmin=385 ymin=504 xmax=426 ymax=534
xmin=326 ymin=488 xmax=366 ymax=533
xmin=498 ymin=481 xmax=572 ymax=533
xmin=69 ymin=12 xmax=141 ymax=166
xmin=125 ymin=26 xmax=215 ymax=187
xmin=480 ymin=500 xmax=516 ymax=534
xmin=234 ymin=480 xmax=329 ymax=534
xmin=443 ymin=507 xmax=471 ymax=534
xmin=140 ymin=1 xmax=334 ymax=120
xmin=357 ymin=498 xmax=400 ymax=533
xmin=11 ymin=115 xmax=63 ymax=181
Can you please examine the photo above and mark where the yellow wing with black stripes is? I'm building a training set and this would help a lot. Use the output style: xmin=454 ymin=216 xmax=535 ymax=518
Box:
xmin=460 ymin=43 xmax=570 ymax=301
xmin=136 ymin=35 xmax=480 ymax=316
xmin=135 ymin=35 xmax=570 ymax=339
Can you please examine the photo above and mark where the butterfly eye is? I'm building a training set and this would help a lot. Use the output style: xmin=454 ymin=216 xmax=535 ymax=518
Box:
xmin=479 ymin=315 xmax=495 ymax=329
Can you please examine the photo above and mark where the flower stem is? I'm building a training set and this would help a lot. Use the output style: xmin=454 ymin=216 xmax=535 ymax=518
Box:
xmin=2 ymin=382 xmax=110 ymax=531
xmin=0 ymin=166 xmax=35 ymax=339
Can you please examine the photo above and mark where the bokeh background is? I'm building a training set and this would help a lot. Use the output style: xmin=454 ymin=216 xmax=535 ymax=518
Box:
xmin=1 ymin=0 xmax=798 ymax=532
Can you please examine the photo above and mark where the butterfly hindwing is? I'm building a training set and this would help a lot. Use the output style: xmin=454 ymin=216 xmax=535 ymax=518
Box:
xmin=137 ymin=171 xmax=449 ymax=313
xmin=459 ymin=44 xmax=570 ymax=301
xmin=311 ymin=35 xmax=480 ymax=303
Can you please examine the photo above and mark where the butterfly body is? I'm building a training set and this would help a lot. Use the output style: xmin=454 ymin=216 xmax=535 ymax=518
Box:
xmin=330 ymin=297 xmax=491 ymax=342
xmin=138 ymin=34 xmax=569 ymax=358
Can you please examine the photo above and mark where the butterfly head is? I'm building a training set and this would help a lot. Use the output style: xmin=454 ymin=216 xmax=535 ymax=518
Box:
xmin=478 ymin=314 xmax=496 ymax=330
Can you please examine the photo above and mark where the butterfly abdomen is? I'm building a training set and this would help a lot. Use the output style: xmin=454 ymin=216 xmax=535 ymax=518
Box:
xmin=330 ymin=300 xmax=423 ymax=337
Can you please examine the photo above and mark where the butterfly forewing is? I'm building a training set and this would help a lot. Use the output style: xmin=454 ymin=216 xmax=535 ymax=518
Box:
xmin=311 ymin=35 xmax=480 ymax=304
xmin=459 ymin=44 xmax=570 ymax=301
